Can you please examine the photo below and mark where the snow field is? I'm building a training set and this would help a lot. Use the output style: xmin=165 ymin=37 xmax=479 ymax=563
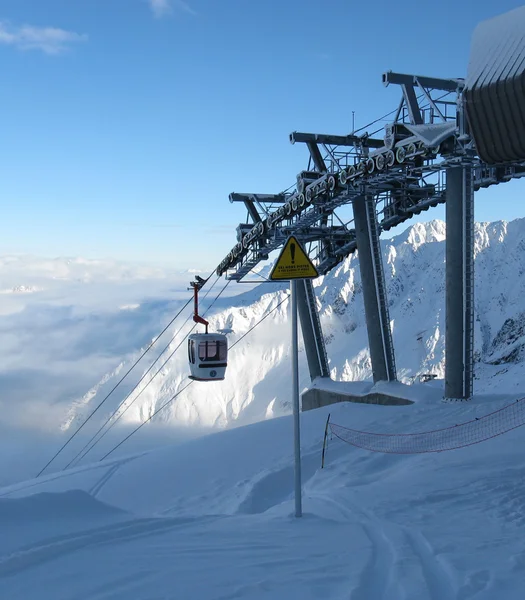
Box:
xmin=1 ymin=393 xmax=525 ymax=598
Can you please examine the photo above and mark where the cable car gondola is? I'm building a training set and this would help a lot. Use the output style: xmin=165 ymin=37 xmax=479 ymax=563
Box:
xmin=187 ymin=278 xmax=228 ymax=382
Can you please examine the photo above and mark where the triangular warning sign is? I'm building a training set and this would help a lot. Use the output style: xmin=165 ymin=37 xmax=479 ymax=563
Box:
xmin=269 ymin=236 xmax=319 ymax=281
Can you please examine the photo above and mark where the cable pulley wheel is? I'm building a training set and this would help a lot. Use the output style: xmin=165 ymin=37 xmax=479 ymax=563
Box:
xmin=306 ymin=188 xmax=313 ymax=203
xmin=395 ymin=146 xmax=406 ymax=163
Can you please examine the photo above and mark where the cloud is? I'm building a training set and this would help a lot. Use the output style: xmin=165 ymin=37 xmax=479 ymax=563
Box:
xmin=0 ymin=21 xmax=87 ymax=55
xmin=150 ymin=0 xmax=172 ymax=17
xmin=149 ymin=0 xmax=197 ymax=18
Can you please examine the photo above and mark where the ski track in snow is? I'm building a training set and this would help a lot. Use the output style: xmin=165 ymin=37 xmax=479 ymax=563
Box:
xmin=0 ymin=455 xmax=141 ymax=500
xmin=403 ymin=528 xmax=455 ymax=600
xmin=457 ymin=568 xmax=492 ymax=599
xmin=88 ymin=464 xmax=122 ymax=498
xmin=76 ymin=571 xmax=155 ymax=600
xmin=313 ymin=480 xmax=460 ymax=600
xmin=350 ymin=521 xmax=396 ymax=600
xmin=348 ymin=514 xmax=457 ymax=600
xmin=0 ymin=515 xmax=219 ymax=578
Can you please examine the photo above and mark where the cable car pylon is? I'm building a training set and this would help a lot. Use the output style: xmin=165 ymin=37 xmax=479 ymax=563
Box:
xmin=188 ymin=278 xmax=228 ymax=382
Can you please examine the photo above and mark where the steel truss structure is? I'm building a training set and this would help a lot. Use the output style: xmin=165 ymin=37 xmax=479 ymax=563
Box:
xmin=217 ymin=74 xmax=525 ymax=282
xmin=215 ymin=7 xmax=525 ymax=400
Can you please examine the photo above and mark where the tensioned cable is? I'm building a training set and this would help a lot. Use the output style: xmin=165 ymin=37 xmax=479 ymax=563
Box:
xmin=361 ymin=91 xmax=454 ymax=140
xmin=99 ymin=292 xmax=290 ymax=462
xmin=35 ymin=272 xmax=216 ymax=478
xmin=67 ymin=277 xmax=231 ymax=467
xmin=352 ymin=90 xmax=452 ymax=136
xmin=248 ymin=267 xmax=270 ymax=282
xmin=64 ymin=276 xmax=224 ymax=468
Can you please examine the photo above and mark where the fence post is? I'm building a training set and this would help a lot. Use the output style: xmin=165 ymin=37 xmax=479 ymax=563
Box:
xmin=321 ymin=413 xmax=331 ymax=468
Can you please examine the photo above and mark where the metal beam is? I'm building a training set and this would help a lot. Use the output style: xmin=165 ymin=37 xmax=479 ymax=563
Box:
xmin=382 ymin=71 xmax=463 ymax=92
xmin=290 ymin=131 xmax=384 ymax=149
xmin=242 ymin=200 xmax=260 ymax=223
xmin=445 ymin=167 xmax=474 ymax=400
xmin=306 ymin=142 xmax=327 ymax=173
xmin=402 ymin=83 xmax=424 ymax=125
xmin=229 ymin=193 xmax=287 ymax=204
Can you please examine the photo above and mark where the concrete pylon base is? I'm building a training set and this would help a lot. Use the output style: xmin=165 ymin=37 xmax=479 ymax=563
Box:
xmin=300 ymin=378 xmax=446 ymax=411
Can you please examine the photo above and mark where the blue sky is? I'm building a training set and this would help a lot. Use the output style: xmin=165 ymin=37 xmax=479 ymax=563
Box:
xmin=0 ymin=0 xmax=524 ymax=270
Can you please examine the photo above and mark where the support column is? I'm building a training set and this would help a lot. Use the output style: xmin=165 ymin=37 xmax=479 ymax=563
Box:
xmin=297 ymin=279 xmax=330 ymax=380
xmin=352 ymin=195 xmax=397 ymax=382
xmin=445 ymin=167 xmax=474 ymax=400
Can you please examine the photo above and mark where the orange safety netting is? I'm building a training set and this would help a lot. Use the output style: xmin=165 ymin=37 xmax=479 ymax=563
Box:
xmin=329 ymin=398 xmax=525 ymax=454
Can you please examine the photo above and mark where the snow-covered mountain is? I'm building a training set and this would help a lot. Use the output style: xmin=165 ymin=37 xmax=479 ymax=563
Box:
xmin=64 ymin=218 xmax=525 ymax=462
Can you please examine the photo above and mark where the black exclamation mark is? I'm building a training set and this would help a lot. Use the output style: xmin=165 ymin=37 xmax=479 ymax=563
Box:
xmin=290 ymin=243 xmax=296 ymax=264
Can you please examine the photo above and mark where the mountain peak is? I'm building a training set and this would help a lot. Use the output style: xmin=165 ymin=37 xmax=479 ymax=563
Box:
xmin=392 ymin=220 xmax=446 ymax=248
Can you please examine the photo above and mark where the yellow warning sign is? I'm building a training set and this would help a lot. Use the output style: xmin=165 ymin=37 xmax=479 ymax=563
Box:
xmin=269 ymin=236 xmax=319 ymax=280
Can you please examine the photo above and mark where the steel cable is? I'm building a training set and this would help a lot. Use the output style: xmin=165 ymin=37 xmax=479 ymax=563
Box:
xmin=99 ymin=292 xmax=290 ymax=461
xmin=66 ymin=277 xmax=231 ymax=466
xmin=35 ymin=272 xmax=217 ymax=477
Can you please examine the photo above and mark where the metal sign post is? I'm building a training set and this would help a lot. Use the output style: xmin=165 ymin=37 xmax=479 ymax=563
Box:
xmin=290 ymin=278 xmax=302 ymax=517
xmin=270 ymin=236 xmax=319 ymax=518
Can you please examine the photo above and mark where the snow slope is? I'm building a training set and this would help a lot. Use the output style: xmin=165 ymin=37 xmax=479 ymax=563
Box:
xmin=1 ymin=392 xmax=525 ymax=599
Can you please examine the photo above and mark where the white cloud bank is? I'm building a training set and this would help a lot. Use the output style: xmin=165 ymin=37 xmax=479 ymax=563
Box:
xmin=0 ymin=21 xmax=87 ymax=55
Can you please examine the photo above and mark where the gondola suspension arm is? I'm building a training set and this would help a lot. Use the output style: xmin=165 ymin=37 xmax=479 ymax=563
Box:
xmin=190 ymin=278 xmax=209 ymax=333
